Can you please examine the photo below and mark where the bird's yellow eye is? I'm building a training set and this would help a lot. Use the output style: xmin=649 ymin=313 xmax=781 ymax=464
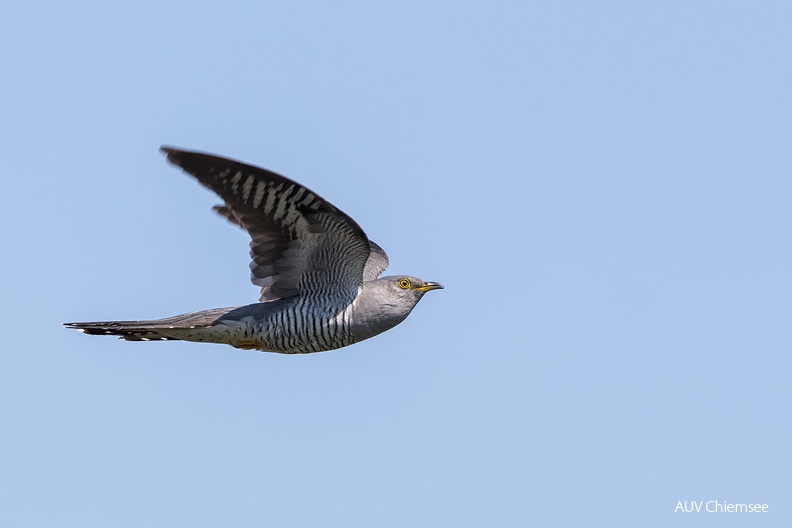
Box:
xmin=398 ymin=278 xmax=411 ymax=289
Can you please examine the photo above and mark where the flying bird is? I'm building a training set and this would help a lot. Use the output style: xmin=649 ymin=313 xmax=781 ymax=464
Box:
xmin=65 ymin=147 xmax=443 ymax=354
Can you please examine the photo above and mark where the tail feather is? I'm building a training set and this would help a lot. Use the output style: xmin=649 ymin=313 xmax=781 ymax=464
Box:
xmin=64 ymin=307 xmax=239 ymax=342
xmin=64 ymin=321 xmax=181 ymax=341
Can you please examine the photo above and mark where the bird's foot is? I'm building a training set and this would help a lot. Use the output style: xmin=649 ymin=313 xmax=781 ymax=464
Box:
xmin=234 ymin=340 xmax=264 ymax=350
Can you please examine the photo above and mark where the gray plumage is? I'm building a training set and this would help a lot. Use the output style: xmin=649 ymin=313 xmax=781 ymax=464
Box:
xmin=65 ymin=147 xmax=442 ymax=354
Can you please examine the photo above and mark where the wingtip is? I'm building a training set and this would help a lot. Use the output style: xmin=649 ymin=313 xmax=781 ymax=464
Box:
xmin=159 ymin=145 xmax=180 ymax=163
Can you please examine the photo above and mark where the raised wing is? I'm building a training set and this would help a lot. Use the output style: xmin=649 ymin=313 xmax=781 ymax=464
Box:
xmin=215 ymin=204 xmax=389 ymax=285
xmin=162 ymin=147 xmax=374 ymax=303
xmin=363 ymin=241 xmax=389 ymax=281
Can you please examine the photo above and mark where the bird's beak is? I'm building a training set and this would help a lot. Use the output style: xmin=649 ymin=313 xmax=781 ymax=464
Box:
xmin=414 ymin=282 xmax=444 ymax=292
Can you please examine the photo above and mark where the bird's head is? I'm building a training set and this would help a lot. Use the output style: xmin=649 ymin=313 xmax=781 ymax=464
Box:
xmin=372 ymin=275 xmax=444 ymax=312
xmin=385 ymin=275 xmax=444 ymax=296
xmin=352 ymin=275 xmax=443 ymax=341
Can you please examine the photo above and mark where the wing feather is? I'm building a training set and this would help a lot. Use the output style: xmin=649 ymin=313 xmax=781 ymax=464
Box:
xmin=162 ymin=147 xmax=388 ymax=303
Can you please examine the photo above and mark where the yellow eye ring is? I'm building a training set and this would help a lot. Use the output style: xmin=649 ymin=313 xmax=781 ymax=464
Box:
xmin=398 ymin=278 xmax=411 ymax=289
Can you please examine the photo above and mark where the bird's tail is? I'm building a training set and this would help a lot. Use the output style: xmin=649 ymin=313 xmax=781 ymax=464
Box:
xmin=64 ymin=307 xmax=237 ymax=342
xmin=63 ymin=320 xmax=181 ymax=341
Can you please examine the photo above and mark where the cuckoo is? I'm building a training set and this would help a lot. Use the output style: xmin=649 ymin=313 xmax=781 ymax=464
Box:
xmin=65 ymin=147 xmax=443 ymax=354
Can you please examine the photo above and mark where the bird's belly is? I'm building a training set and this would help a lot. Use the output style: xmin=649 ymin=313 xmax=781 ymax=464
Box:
xmin=224 ymin=307 xmax=357 ymax=354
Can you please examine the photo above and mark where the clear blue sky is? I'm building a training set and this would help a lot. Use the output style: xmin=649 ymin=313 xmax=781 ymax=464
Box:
xmin=2 ymin=1 xmax=790 ymax=526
